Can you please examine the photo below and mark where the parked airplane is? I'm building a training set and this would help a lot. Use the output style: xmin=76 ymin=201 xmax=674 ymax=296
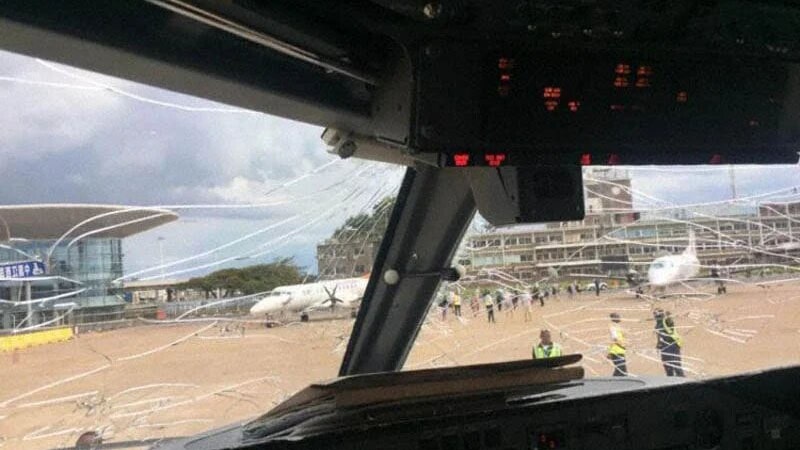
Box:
xmin=249 ymin=276 xmax=369 ymax=321
xmin=646 ymin=230 xmax=700 ymax=288
xmin=569 ymin=231 xmax=701 ymax=295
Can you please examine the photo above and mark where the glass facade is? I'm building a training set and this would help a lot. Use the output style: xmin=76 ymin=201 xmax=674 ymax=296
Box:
xmin=0 ymin=238 xmax=125 ymax=328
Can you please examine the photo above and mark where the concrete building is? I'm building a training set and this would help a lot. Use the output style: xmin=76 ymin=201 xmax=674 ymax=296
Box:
xmin=0 ymin=204 xmax=177 ymax=329
xmin=316 ymin=199 xmax=393 ymax=280
xmin=316 ymin=237 xmax=381 ymax=280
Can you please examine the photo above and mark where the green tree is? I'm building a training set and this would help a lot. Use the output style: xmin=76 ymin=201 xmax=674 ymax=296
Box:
xmin=179 ymin=258 xmax=305 ymax=297
xmin=332 ymin=196 xmax=395 ymax=241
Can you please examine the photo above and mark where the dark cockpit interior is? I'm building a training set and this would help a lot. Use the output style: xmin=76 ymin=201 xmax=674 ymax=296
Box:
xmin=2 ymin=1 xmax=800 ymax=449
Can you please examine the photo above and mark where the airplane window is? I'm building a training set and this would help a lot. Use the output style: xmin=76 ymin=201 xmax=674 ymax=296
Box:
xmin=406 ymin=164 xmax=800 ymax=383
xmin=0 ymin=50 xmax=403 ymax=448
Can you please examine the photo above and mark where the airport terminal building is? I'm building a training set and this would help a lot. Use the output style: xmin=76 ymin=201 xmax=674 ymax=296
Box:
xmin=0 ymin=205 xmax=178 ymax=329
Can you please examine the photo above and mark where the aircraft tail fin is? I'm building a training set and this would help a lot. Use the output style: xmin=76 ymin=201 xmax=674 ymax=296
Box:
xmin=684 ymin=229 xmax=696 ymax=256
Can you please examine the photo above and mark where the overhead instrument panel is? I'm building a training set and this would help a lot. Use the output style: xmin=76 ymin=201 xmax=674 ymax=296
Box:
xmin=413 ymin=41 xmax=800 ymax=166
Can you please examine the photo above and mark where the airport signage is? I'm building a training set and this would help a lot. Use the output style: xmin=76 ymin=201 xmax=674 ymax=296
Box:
xmin=0 ymin=261 xmax=46 ymax=278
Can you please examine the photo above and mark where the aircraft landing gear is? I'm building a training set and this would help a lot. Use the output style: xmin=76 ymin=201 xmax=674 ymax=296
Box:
xmin=300 ymin=312 xmax=310 ymax=322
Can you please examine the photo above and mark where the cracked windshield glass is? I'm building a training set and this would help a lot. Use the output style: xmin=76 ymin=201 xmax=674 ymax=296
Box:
xmin=1 ymin=50 xmax=800 ymax=449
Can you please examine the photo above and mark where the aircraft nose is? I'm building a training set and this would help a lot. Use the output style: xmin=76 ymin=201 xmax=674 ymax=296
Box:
xmin=648 ymin=269 xmax=670 ymax=287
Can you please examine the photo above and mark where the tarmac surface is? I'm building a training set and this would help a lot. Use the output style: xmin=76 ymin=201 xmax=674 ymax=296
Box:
xmin=2 ymin=281 xmax=800 ymax=449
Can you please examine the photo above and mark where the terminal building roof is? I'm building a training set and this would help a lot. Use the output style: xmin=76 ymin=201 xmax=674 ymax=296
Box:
xmin=0 ymin=204 xmax=178 ymax=240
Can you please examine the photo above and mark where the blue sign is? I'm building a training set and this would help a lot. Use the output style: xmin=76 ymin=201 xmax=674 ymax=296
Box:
xmin=0 ymin=261 xmax=46 ymax=278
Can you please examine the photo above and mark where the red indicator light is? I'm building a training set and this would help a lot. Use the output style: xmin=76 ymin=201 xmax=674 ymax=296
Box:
xmin=568 ymin=100 xmax=580 ymax=112
xmin=607 ymin=153 xmax=621 ymax=165
xmin=613 ymin=76 xmax=629 ymax=88
xmin=676 ymin=91 xmax=688 ymax=103
xmin=580 ymin=153 xmax=592 ymax=165
xmin=615 ymin=63 xmax=631 ymax=75
xmin=710 ymin=154 xmax=723 ymax=164
xmin=453 ymin=153 xmax=470 ymax=167
xmin=636 ymin=65 xmax=653 ymax=76
xmin=485 ymin=153 xmax=507 ymax=167
xmin=543 ymin=87 xmax=561 ymax=99
xmin=544 ymin=100 xmax=559 ymax=111
xmin=500 ymin=73 xmax=511 ymax=82
xmin=498 ymin=57 xmax=515 ymax=70
xmin=635 ymin=77 xmax=651 ymax=88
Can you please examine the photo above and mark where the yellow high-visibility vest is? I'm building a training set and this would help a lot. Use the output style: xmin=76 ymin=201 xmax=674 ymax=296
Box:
xmin=664 ymin=321 xmax=682 ymax=347
xmin=484 ymin=296 xmax=494 ymax=307
xmin=533 ymin=343 xmax=562 ymax=359
xmin=609 ymin=326 xmax=626 ymax=356
xmin=452 ymin=294 xmax=461 ymax=306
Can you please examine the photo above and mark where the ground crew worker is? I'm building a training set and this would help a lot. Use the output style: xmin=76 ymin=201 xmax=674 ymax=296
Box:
xmin=607 ymin=312 xmax=627 ymax=376
xmin=533 ymin=329 xmax=562 ymax=359
xmin=655 ymin=309 xmax=685 ymax=377
xmin=534 ymin=282 xmax=545 ymax=307
xmin=594 ymin=278 xmax=601 ymax=297
xmin=521 ymin=289 xmax=533 ymax=322
xmin=495 ymin=289 xmax=504 ymax=312
xmin=483 ymin=291 xmax=495 ymax=323
xmin=504 ymin=290 xmax=514 ymax=319
xmin=452 ymin=291 xmax=462 ymax=317
xmin=470 ymin=293 xmax=480 ymax=317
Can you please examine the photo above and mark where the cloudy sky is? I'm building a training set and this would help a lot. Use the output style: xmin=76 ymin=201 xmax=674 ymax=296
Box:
xmin=0 ymin=49 xmax=799 ymax=279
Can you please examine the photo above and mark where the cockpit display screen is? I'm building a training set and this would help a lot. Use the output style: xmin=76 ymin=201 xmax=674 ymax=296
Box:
xmin=414 ymin=41 xmax=800 ymax=165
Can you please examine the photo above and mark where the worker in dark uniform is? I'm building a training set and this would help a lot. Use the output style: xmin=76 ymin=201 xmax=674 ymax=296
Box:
xmin=655 ymin=309 xmax=685 ymax=377
xmin=533 ymin=329 xmax=563 ymax=359
xmin=711 ymin=265 xmax=726 ymax=294
xmin=594 ymin=278 xmax=601 ymax=297
xmin=607 ymin=312 xmax=627 ymax=376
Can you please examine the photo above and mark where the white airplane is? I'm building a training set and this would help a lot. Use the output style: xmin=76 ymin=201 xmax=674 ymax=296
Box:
xmin=249 ymin=276 xmax=369 ymax=321
xmin=646 ymin=230 xmax=700 ymax=288
xmin=568 ymin=231 xmax=701 ymax=294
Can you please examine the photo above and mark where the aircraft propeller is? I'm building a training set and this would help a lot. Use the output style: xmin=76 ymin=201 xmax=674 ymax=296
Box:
xmin=322 ymin=285 xmax=345 ymax=311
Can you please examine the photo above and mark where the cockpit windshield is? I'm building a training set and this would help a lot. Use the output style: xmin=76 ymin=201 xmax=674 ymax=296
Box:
xmin=2 ymin=49 xmax=800 ymax=450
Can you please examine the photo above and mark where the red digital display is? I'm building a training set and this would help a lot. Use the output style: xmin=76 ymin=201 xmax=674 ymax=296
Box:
xmin=498 ymin=57 xmax=514 ymax=70
xmin=485 ymin=153 xmax=507 ymax=167
xmin=607 ymin=153 xmax=621 ymax=165
xmin=677 ymin=91 xmax=688 ymax=103
xmin=568 ymin=100 xmax=580 ymax=112
xmin=710 ymin=154 xmax=723 ymax=164
xmin=453 ymin=153 xmax=470 ymax=166
xmin=580 ymin=153 xmax=592 ymax=165
xmin=543 ymin=87 xmax=561 ymax=98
